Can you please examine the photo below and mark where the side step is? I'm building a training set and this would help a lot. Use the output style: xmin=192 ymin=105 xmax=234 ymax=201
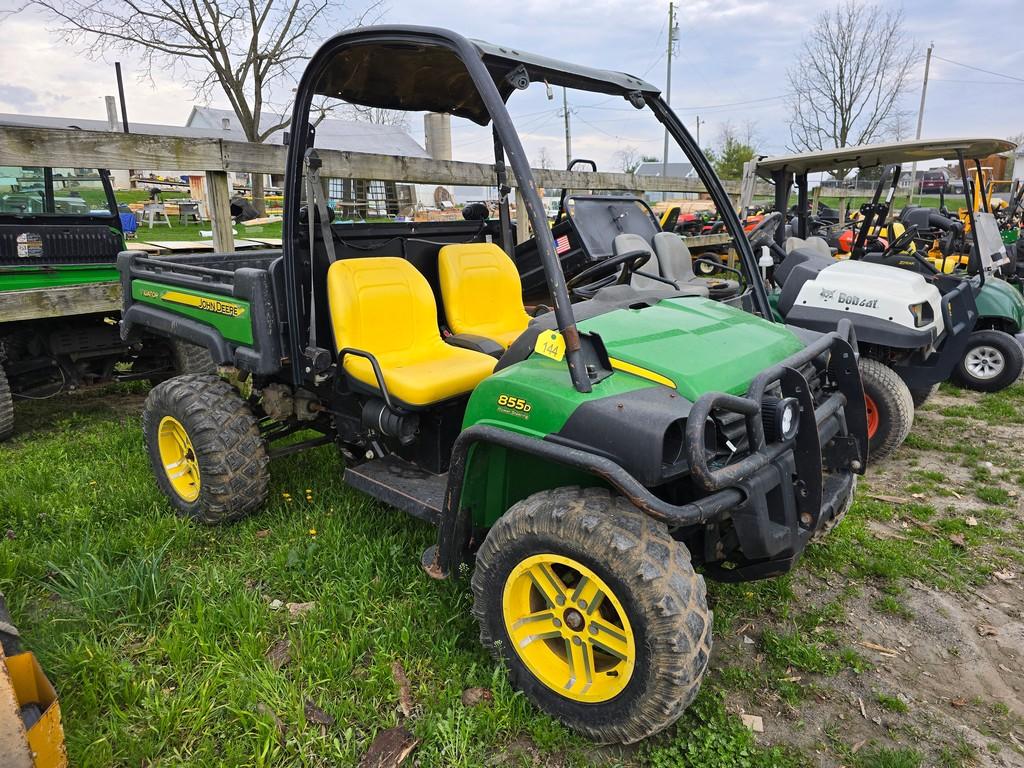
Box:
xmin=344 ymin=455 xmax=447 ymax=525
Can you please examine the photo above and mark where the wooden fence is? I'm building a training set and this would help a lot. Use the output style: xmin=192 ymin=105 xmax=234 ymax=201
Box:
xmin=0 ymin=125 xmax=769 ymax=252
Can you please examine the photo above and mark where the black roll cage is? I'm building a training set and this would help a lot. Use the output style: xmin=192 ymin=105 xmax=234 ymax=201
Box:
xmin=281 ymin=25 xmax=773 ymax=393
xmin=772 ymin=149 xmax=996 ymax=288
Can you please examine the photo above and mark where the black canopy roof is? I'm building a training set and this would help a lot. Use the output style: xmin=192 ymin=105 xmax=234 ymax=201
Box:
xmin=313 ymin=26 xmax=659 ymax=125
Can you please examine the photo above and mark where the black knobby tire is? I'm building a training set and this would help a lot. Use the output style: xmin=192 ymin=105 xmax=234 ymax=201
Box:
xmin=950 ymin=330 xmax=1024 ymax=393
xmin=0 ymin=591 xmax=21 ymax=657
xmin=171 ymin=340 xmax=217 ymax=375
xmin=143 ymin=374 xmax=269 ymax=523
xmin=471 ymin=487 xmax=712 ymax=744
xmin=909 ymin=384 xmax=939 ymax=408
xmin=0 ymin=364 xmax=13 ymax=442
xmin=860 ymin=358 xmax=914 ymax=461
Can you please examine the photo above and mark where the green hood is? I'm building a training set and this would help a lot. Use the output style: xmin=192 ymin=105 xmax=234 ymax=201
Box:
xmin=976 ymin=277 xmax=1024 ymax=330
xmin=579 ymin=297 xmax=805 ymax=401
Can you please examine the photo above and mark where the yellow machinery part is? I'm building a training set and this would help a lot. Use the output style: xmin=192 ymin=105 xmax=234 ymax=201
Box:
xmin=0 ymin=645 xmax=67 ymax=768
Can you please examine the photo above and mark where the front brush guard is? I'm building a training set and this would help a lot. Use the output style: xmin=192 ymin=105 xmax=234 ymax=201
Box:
xmin=684 ymin=319 xmax=867 ymax=531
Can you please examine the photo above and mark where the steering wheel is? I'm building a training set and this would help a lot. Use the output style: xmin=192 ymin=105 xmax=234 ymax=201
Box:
xmin=566 ymin=248 xmax=651 ymax=299
xmin=879 ymin=225 xmax=938 ymax=274
xmin=746 ymin=211 xmax=784 ymax=250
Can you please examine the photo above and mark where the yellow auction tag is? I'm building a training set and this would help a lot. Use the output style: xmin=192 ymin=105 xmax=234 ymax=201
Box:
xmin=534 ymin=330 xmax=566 ymax=361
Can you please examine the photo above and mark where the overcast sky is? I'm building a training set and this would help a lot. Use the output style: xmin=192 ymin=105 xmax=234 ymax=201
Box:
xmin=0 ymin=0 xmax=1021 ymax=172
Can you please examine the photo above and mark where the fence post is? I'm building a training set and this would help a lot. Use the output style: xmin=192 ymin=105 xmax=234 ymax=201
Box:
xmin=515 ymin=188 xmax=531 ymax=244
xmin=205 ymin=171 xmax=234 ymax=252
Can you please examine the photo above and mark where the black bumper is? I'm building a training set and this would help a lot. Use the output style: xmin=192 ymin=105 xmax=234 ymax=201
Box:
xmin=684 ymin=319 xmax=867 ymax=579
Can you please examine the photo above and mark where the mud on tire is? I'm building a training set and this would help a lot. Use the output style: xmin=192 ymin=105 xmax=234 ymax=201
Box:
xmin=171 ymin=340 xmax=217 ymax=375
xmin=0 ymin=364 xmax=13 ymax=441
xmin=471 ymin=486 xmax=712 ymax=744
xmin=860 ymin=358 xmax=914 ymax=461
xmin=143 ymin=374 xmax=268 ymax=523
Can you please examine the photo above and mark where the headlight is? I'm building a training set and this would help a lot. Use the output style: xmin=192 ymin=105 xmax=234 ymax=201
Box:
xmin=762 ymin=396 xmax=800 ymax=442
xmin=909 ymin=302 xmax=934 ymax=327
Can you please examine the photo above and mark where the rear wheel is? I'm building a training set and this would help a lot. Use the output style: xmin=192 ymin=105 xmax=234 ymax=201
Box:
xmin=860 ymin=358 xmax=914 ymax=460
xmin=0 ymin=364 xmax=13 ymax=442
xmin=171 ymin=340 xmax=216 ymax=375
xmin=471 ymin=487 xmax=711 ymax=744
xmin=143 ymin=374 xmax=268 ymax=523
xmin=951 ymin=330 xmax=1024 ymax=392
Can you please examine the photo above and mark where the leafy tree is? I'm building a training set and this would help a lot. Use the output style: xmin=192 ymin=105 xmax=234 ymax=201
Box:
xmin=706 ymin=123 xmax=758 ymax=180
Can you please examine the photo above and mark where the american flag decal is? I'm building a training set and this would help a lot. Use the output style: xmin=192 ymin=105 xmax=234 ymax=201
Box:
xmin=555 ymin=235 xmax=571 ymax=255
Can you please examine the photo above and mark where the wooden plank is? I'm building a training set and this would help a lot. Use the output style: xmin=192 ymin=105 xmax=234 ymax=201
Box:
xmin=125 ymin=241 xmax=168 ymax=253
xmin=245 ymin=237 xmax=283 ymax=246
xmin=205 ymin=171 xmax=234 ymax=252
xmin=140 ymin=240 xmax=215 ymax=251
xmin=1 ymin=283 xmax=121 ymax=322
xmin=682 ymin=233 xmax=733 ymax=249
xmin=0 ymin=126 xmax=775 ymax=196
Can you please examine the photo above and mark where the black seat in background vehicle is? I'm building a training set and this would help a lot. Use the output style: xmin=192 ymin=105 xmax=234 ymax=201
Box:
xmin=774 ymin=247 xmax=836 ymax=316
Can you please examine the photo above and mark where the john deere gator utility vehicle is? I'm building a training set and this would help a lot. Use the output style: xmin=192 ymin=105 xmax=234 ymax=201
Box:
xmin=0 ymin=164 xmax=211 ymax=440
xmin=121 ymin=26 xmax=866 ymax=743
xmin=738 ymin=139 xmax=1023 ymax=458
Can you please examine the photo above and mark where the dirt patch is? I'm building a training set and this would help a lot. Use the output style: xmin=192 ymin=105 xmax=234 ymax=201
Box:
xmin=712 ymin=384 xmax=1024 ymax=766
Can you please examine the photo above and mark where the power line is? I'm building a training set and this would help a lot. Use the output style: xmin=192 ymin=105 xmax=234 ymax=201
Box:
xmin=932 ymin=54 xmax=1024 ymax=84
xmin=931 ymin=77 xmax=1024 ymax=85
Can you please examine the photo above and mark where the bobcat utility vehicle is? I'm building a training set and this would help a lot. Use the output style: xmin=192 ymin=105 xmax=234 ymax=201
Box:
xmin=121 ymin=26 xmax=866 ymax=743
xmin=739 ymin=139 xmax=1023 ymax=458
xmin=0 ymin=165 xmax=210 ymax=440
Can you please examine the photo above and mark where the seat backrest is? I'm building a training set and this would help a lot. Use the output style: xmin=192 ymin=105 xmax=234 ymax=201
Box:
xmin=327 ymin=256 xmax=440 ymax=358
xmin=651 ymin=232 xmax=698 ymax=283
xmin=785 ymin=235 xmax=832 ymax=259
xmin=438 ymin=242 xmax=528 ymax=337
xmin=613 ymin=233 xmax=664 ymax=290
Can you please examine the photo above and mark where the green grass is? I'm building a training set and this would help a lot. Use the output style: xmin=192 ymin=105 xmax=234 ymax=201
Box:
xmin=1 ymin=388 xmax=593 ymax=766
xmin=875 ymin=692 xmax=909 ymax=714
xmin=4 ymin=379 xmax=1023 ymax=766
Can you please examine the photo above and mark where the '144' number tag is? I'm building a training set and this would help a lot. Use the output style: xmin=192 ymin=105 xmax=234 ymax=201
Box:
xmin=534 ymin=331 xmax=566 ymax=361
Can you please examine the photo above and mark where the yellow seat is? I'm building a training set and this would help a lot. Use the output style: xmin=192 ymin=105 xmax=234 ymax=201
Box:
xmin=438 ymin=243 xmax=532 ymax=348
xmin=327 ymin=257 xmax=496 ymax=406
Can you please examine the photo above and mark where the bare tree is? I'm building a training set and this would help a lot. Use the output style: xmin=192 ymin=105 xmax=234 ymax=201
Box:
xmin=536 ymin=146 xmax=553 ymax=170
xmin=614 ymin=146 xmax=658 ymax=174
xmin=344 ymin=105 xmax=410 ymax=130
xmin=24 ymin=0 xmax=384 ymax=213
xmin=787 ymin=0 xmax=919 ymax=176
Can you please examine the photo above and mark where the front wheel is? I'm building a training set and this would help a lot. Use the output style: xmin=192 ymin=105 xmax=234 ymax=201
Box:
xmin=860 ymin=358 xmax=914 ymax=461
xmin=471 ymin=487 xmax=711 ymax=744
xmin=142 ymin=374 xmax=269 ymax=523
xmin=951 ymin=330 xmax=1024 ymax=392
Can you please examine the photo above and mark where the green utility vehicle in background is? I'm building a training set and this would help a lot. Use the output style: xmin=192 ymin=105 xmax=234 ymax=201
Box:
xmin=0 ymin=165 xmax=210 ymax=440
xmin=120 ymin=26 xmax=867 ymax=742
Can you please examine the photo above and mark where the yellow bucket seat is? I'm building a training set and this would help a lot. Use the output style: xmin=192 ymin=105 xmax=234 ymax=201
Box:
xmin=327 ymin=257 xmax=496 ymax=406
xmin=438 ymin=243 xmax=532 ymax=349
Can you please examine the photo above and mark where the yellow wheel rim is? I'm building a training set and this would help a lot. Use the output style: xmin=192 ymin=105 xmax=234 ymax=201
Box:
xmin=502 ymin=553 xmax=635 ymax=703
xmin=157 ymin=416 xmax=201 ymax=502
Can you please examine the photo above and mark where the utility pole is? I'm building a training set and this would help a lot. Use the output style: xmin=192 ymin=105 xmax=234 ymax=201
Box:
xmin=695 ymin=115 xmax=704 ymax=148
xmin=908 ymin=42 xmax=933 ymax=204
xmin=661 ymin=1 xmax=678 ymax=201
xmin=562 ymin=87 xmax=572 ymax=168
xmin=114 ymin=62 xmax=135 ymax=188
